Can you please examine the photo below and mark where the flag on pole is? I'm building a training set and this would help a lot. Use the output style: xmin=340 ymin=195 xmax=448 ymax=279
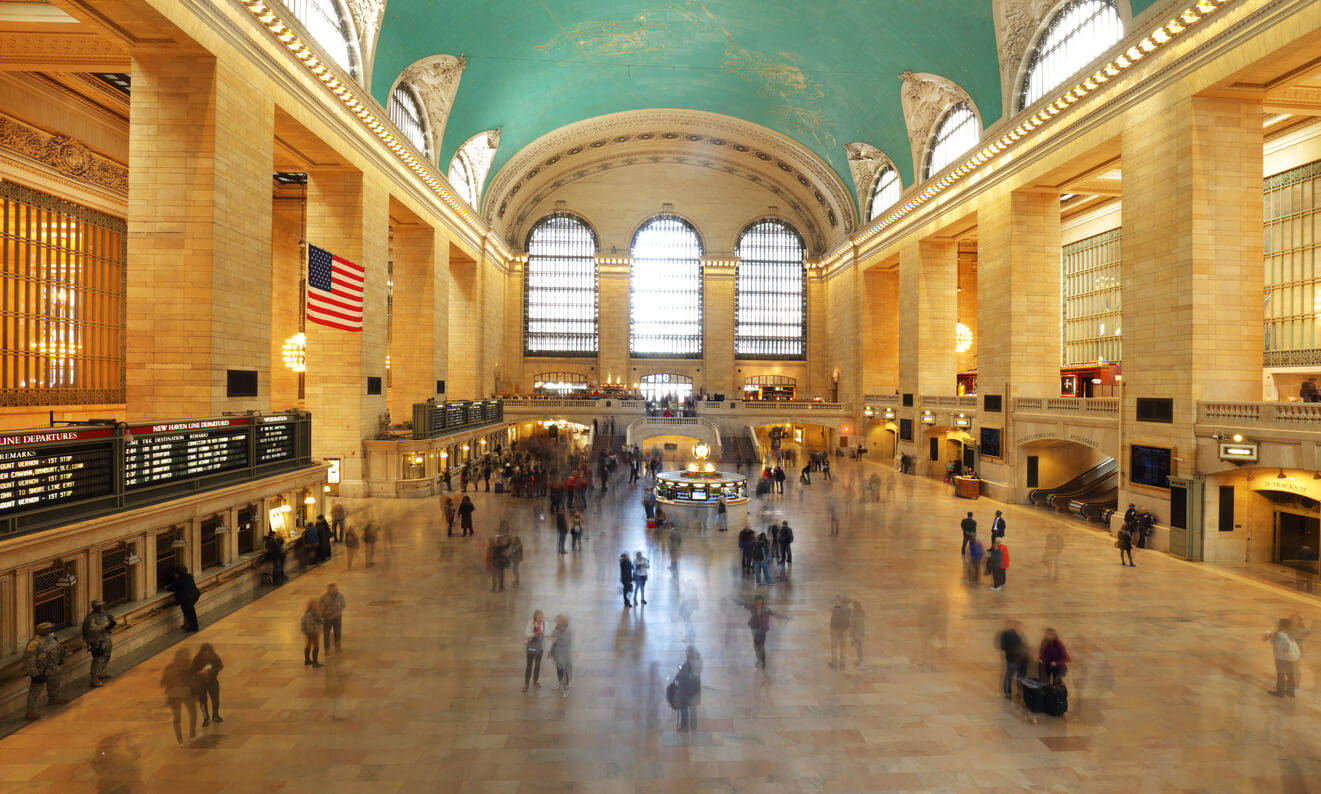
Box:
xmin=306 ymin=243 xmax=364 ymax=332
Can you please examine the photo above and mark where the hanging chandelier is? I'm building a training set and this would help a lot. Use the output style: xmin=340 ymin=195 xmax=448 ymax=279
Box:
xmin=282 ymin=332 xmax=307 ymax=372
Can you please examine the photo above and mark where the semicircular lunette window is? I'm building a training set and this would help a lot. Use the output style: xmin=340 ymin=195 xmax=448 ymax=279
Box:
xmin=1019 ymin=0 xmax=1123 ymax=111
xmin=735 ymin=219 xmax=806 ymax=360
xmin=388 ymin=84 xmax=429 ymax=158
xmin=869 ymin=166 xmax=901 ymax=221
xmin=280 ymin=0 xmax=356 ymax=78
xmin=630 ymin=215 xmax=703 ymax=358
xmin=924 ymin=103 xmax=980 ymax=181
xmin=524 ymin=213 xmax=599 ymax=356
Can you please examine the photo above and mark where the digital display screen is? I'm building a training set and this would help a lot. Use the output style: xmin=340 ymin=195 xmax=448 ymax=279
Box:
xmin=257 ymin=417 xmax=296 ymax=464
xmin=0 ymin=429 xmax=115 ymax=515
xmin=124 ymin=418 xmax=250 ymax=491
xmin=1130 ymin=444 xmax=1172 ymax=489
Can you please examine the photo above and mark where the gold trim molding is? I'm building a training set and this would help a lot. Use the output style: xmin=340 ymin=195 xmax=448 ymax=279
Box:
xmin=0 ymin=112 xmax=127 ymax=195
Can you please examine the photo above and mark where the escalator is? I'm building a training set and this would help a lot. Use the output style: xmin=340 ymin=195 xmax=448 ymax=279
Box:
xmin=1028 ymin=458 xmax=1117 ymax=507
xmin=1068 ymin=483 xmax=1118 ymax=524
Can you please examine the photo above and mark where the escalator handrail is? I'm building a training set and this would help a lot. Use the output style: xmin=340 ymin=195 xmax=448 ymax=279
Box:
xmin=1033 ymin=458 xmax=1117 ymax=504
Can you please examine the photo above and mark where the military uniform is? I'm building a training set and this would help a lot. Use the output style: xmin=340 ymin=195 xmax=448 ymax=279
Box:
xmin=82 ymin=605 xmax=117 ymax=686
xmin=23 ymin=625 xmax=68 ymax=719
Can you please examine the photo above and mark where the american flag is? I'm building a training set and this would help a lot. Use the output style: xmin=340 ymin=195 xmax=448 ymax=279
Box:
xmin=306 ymin=244 xmax=364 ymax=332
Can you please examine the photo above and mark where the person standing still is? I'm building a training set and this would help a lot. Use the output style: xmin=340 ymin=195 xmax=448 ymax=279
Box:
xmin=633 ymin=551 xmax=650 ymax=606
xmin=619 ymin=553 xmax=635 ymax=607
xmin=191 ymin=643 xmax=223 ymax=726
xmin=330 ymin=501 xmax=345 ymax=542
xmin=319 ymin=583 xmax=346 ymax=654
xmin=523 ymin=610 xmax=546 ymax=692
xmin=735 ymin=596 xmax=789 ymax=675
xmin=165 ymin=566 xmax=201 ymax=632
xmin=1117 ymin=523 xmax=1135 ymax=566
xmin=828 ymin=596 xmax=851 ymax=669
xmin=990 ymin=510 xmax=1006 ymax=543
xmin=675 ymin=646 xmax=702 ymax=731
xmin=550 ymin=615 xmax=573 ymax=697
xmin=344 ymin=525 xmax=360 ymax=570
xmin=362 ymin=523 xmax=378 ymax=567
xmin=570 ymin=511 xmax=584 ymax=550
xmin=82 ymin=599 xmax=117 ymax=688
xmin=458 ymin=496 xmax=476 ymax=537
xmin=960 ymin=512 xmax=977 ymax=555
xmin=716 ymin=497 xmax=728 ymax=532
xmin=301 ymin=599 xmax=323 ymax=668
xmin=987 ymin=538 xmax=1009 ymax=591
xmin=22 ymin=623 xmax=67 ymax=720
xmin=1265 ymin=618 xmax=1302 ymax=697
xmin=444 ymin=497 xmax=456 ymax=537
xmin=849 ymin=601 xmax=866 ymax=670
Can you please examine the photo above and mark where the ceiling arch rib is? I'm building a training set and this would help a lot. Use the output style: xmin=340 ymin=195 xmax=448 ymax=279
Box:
xmin=486 ymin=110 xmax=855 ymax=255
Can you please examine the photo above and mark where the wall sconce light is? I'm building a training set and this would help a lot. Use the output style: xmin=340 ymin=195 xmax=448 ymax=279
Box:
xmin=125 ymin=552 xmax=142 ymax=566
xmin=863 ymin=405 xmax=875 ymax=418
xmin=56 ymin=571 xmax=77 ymax=588
xmin=953 ymin=413 xmax=971 ymax=428
xmin=214 ymin=524 xmax=230 ymax=534
xmin=171 ymin=536 xmax=188 ymax=549
xmin=304 ymin=495 xmax=317 ymax=505
xmin=921 ymin=410 xmax=935 ymax=424
xmin=883 ymin=408 xmax=896 ymax=420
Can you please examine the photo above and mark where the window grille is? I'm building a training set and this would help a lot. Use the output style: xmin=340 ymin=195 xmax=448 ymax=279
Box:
xmin=277 ymin=0 xmax=356 ymax=77
xmin=388 ymin=84 xmax=429 ymax=157
xmin=1062 ymin=229 xmax=1122 ymax=366
xmin=155 ymin=528 xmax=181 ymax=592
xmin=237 ymin=506 xmax=257 ymax=556
xmin=448 ymin=132 xmax=498 ymax=210
xmin=735 ymin=219 xmax=806 ymax=359
xmin=1019 ymin=0 xmax=1123 ymax=110
xmin=923 ymin=103 xmax=979 ymax=181
xmin=1264 ymin=160 xmax=1321 ymax=365
xmin=32 ymin=563 xmax=71 ymax=630
xmin=869 ymin=167 xmax=901 ymax=220
xmin=199 ymin=515 xmax=222 ymax=570
xmin=0 ymin=182 xmax=125 ymax=405
xmin=100 ymin=546 xmax=129 ymax=608
xmin=524 ymin=213 xmax=599 ymax=355
xmin=630 ymin=215 xmax=703 ymax=357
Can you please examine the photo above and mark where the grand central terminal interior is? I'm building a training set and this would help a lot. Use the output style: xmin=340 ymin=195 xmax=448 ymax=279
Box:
xmin=0 ymin=0 xmax=1320 ymax=789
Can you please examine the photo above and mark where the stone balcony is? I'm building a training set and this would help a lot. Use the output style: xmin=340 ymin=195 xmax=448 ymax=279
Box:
xmin=1013 ymin=396 xmax=1120 ymax=419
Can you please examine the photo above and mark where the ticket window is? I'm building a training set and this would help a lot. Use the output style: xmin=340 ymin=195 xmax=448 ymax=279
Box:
xmin=402 ymin=453 xmax=427 ymax=480
xmin=237 ymin=505 xmax=258 ymax=556
xmin=155 ymin=528 xmax=183 ymax=592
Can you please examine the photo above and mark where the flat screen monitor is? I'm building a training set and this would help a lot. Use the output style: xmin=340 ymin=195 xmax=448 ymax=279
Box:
xmin=1130 ymin=445 xmax=1172 ymax=489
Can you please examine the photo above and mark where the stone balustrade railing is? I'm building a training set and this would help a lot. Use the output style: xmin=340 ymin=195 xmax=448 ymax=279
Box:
xmin=863 ymin=394 xmax=901 ymax=405
xmin=1013 ymin=397 xmax=1119 ymax=418
xmin=920 ymin=395 xmax=978 ymax=408
xmin=501 ymin=397 xmax=849 ymax=414
xmin=1198 ymin=401 xmax=1321 ymax=427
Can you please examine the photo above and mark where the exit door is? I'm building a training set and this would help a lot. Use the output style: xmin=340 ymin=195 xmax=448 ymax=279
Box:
xmin=1276 ymin=511 xmax=1320 ymax=574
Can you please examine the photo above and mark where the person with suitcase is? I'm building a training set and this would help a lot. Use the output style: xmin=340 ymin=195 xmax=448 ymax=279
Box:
xmin=1038 ymin=628 xmax=1071 ymax=717
xmin=996 ymin=619 xmax=1026 ymax=700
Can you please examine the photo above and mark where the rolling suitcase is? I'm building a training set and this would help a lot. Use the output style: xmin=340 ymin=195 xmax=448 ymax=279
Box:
xmin=1019 ymin=676 xmax=1045 ymax=714
xmin=1043 ymin=683 xmax=1068 ymax=717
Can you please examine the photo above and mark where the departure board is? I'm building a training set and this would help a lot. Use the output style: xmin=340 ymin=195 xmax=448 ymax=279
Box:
xmin=124 ymin=418 xmax=250 ymax=490
xmin=445 ymin=403 xmax=465 ymax=428
xmin=257 ymin=416 xmax=296 ymax=464
xmin=0 ymin=429 xmax=115 ymax=515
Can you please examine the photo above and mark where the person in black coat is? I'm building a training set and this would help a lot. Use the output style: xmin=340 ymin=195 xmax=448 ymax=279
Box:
xmin=315 ymin=514 xmax=332 ymax=563
xmin=618 ymin=553 xmax=634 ymax=607
xmin=675 ymin=645 xmax=702 ymax=731
xmin=458 ymin=496 xmax=476 ymax=537
xmin=165 ymin=566 xmax=200 ymax=632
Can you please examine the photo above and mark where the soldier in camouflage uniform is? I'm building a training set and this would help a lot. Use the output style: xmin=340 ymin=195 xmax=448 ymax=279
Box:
xmin=23 ymin=622 xmax=68 ymax=720
xmin=82 ymin=599 xmax=117 ymax=687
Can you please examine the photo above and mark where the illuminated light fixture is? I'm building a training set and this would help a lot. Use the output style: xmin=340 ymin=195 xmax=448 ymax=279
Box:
xmin=1231 ymin=434 xmax=1244 ymax=443
xmin=687 ymin=463 xmax=699 ymax=472
xmin=282 ymin=332 xmax=307 ymax=372
xmin=921 ymin=410 xmax=935 ymax=424
xmin=440 ymin=450 xmax=448 ymax=458
xmin=324 ymin=485 xmax=331 ymax=492
xmin=462 ymin=444 xmax=470 ymax=452
xmin=693 ymin=442 xmax=711 ymax=461
xmin=953 ymin=413 xmax=971 ymax=428
xmin=863 ymin=405 xmax=875 ymax=418
xmin=304 ymin=495 xmax=317 ymax=505
xmin=955 ymin=322 xmax=973 ymax=353
xmin=1219 ymin=442 xmax=1257 ymax=462
xmin=704 ymin=463 xmax=715 ymax=473
xmin=883 ymin=408 xmax=896 ymax=420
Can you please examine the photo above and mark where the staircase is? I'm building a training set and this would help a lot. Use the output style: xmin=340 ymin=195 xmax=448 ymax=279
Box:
xmin=721 ymin=435 xmax=757 ymax=465
xmin=591 ymin=433 xmax=625 ymax=463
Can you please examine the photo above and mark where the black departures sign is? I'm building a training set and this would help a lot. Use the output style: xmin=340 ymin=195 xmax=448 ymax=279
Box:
xmin=0 ymin=428 xmax=115 ymax=515
xmin=257 ymin=415 xmax=298 ymax=464
xmin=124 ymin=418 xmax=250 ymax=490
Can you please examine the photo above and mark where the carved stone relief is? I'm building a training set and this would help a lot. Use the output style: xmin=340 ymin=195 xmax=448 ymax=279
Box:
xmin=991 ymin=0 xmax=1056 ymax=111
xmin=344 ymin=0 xmax=388 ymax=85
xmin=397 ymin=54 xmax=466 ymax=158
xmin=844 ymin=142 xmax=898 ymax=223
xmin=0 ymin=112 xmax=127 ymax=195
xmin=898 ymin=71 xmax=976 ymax=179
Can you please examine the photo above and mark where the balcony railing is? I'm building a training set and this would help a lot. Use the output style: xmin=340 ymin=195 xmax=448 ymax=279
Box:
xmin=920 ymin=395 xmax=978 ymax=408
xmin=1198 ymin=401 xmax=1321 ymax=427
xmin=1014 ymin=397 xmax=1119 ymax=417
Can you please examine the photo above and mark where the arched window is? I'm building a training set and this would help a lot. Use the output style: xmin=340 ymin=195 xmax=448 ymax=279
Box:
xmin=388 ymin=83 xmax=429 ymax=158
xmin=869 ymin=166 xmax=901 ymax=220
xmin=1019 ymin=0 xmax=1123 ymax=110
xmin=923 ymin=102 xmax=979 ymax=180
xmin=630 ymin=215 xmax=703 ymax=357
xmin=735 ymin=219 xmax=806 ymax=359
xmin=639 ymin=373 xmax=693 ymax=402
xmin=532 ymin=372 xmax=589 ymax=394
xmin=448 ymin=131 xmax=499 ymax=210
xmin=524 ymin=213 xmax=599 ymax=356
xmin=282 ymin=0 xmax=356 ymax=77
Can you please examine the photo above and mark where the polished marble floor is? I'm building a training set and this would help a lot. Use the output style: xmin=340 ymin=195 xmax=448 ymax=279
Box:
xmin=2 ymin=459 xmax=1320 ymax=792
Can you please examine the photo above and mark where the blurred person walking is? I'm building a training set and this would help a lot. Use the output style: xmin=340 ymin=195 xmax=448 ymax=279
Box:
xmin=160 ymin=648 xmax=197 ymax=746
xmin=1038 ymin=628 xmax=1071 ymax=685
xmin=550 ymin=614 xmax=573 ymax=697
xmin=330 ymin=501 xmax=345 ymax=542
xmin=828 ymin=596 xmax=850 ymax=669
xmin=996 ymin=620 xmax=1027 ymax=700
xmin=619 ymin=553 xmax=635 ymax=607
xmin=523 ymin=610 xmax=546 ymax=692
xmin=738 ymin=525 xmax=756 ymax=576
xmin=319 ymin=583 xmax=346 ymax=654
xmin=965 ymin=536 xmax=985 ymax=583
xmin=445 ymin=497 xmax=456 ymax=537
xmin=362 ymin=522 xmax=378 ymax=567
xmin=510 ymin=535 xmax=524 ymax=587
xmin=344 ymin=524 xmax=360 ymax=570
xmin=667 ymin=523 xmax=683 ymax=572
xmin=82 ymin=599 xmax=117 ymax=688
xmin=734 ymin=595 xmax=789 ymax=675
xmin=633 ymin=551 xmax=650 ymax=605
xmin=191 ymin=643 xmax=223 ymax=726
xmin=301 ymin=599 xmax=323 ymax=668
xmin=315 ymin=514 xmax=332 ymax=562
xmin=1117 ymin=522 xmax=1136 ymax=566
xmin=1265 ymin=618 xmax=1302 ymax=697
xmin=672 ymin=646 xmax=702 ymax=731
xmin=849 ymin=601 xmax=866 ymax=670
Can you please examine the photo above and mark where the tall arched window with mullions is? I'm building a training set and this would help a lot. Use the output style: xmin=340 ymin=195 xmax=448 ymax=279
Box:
xmin=1018 ymin=0 xmax=1123 ymax=111
xmin=630 ymin=215 xmax=703 ymax=357
xmin=923 ymin=102 xmax=980 ymax=181
xmin=280 ymin=0 xmax=358 ymax=78
xmin=524 ymin=213 xmax=599 ymax=356
xmin=735 ymin=219 xmax=806 ymax=359
xmin=869 ymin=166 xmax=901 ymax=221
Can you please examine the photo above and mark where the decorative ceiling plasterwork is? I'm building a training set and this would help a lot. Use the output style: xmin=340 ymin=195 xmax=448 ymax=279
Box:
xmin=505 ymin=151 xmax=828 ymax=253
xmin=991 ymin=0 xmax=1056 ymax=113
xmin=844 ymin=142 xmax=899 ymax=225
xmin=0 ymin=112 xmax=127 ymax=195
xmin=486 ymin=110 xmax=855 ymax=253
xmin=898 ymin=71 xmax=978 ymax=179
xmin=0 ymin=33 xmax=128 ymax=70
xmin=395 ymin=53 xmax=465 ymax=160
xmin=344 ymin=0 xmax=387 ymax=86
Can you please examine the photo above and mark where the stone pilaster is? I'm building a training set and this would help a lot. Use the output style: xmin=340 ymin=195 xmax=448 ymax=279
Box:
xmin=447 ymin=246 xmax=479 ymax=399
xmin=861 ymin=265 xmax=899 ymax=395
xmin=898 ymin=238 xmax=958 ymax=397
xmin=126 ymin=53 xmax=274 ymax=420
xmin=390 ymin=225 xmax=448 ymax=408
xmin=704 ymin=262 xmax=735 ymax=396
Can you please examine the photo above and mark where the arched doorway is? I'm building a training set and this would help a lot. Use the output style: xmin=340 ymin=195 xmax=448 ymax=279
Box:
xmin=921 ymin=426 xmax=975 ymax=479
xmin=1017 ymin=438 xmax=1116 ymax=518
xmin=639 ymin=373 xmax=693 ymax=402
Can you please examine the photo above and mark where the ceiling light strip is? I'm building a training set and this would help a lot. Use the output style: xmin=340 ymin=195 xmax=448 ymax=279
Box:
xmin=236 ymin=0 xmax=510 ymax=261
xmin=832 ymin=0 xmax=1234 ymax=272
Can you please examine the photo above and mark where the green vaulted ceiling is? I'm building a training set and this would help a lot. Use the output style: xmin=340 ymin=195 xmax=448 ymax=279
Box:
xmin=372 ymin=0 xmax=1159 ymax=205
